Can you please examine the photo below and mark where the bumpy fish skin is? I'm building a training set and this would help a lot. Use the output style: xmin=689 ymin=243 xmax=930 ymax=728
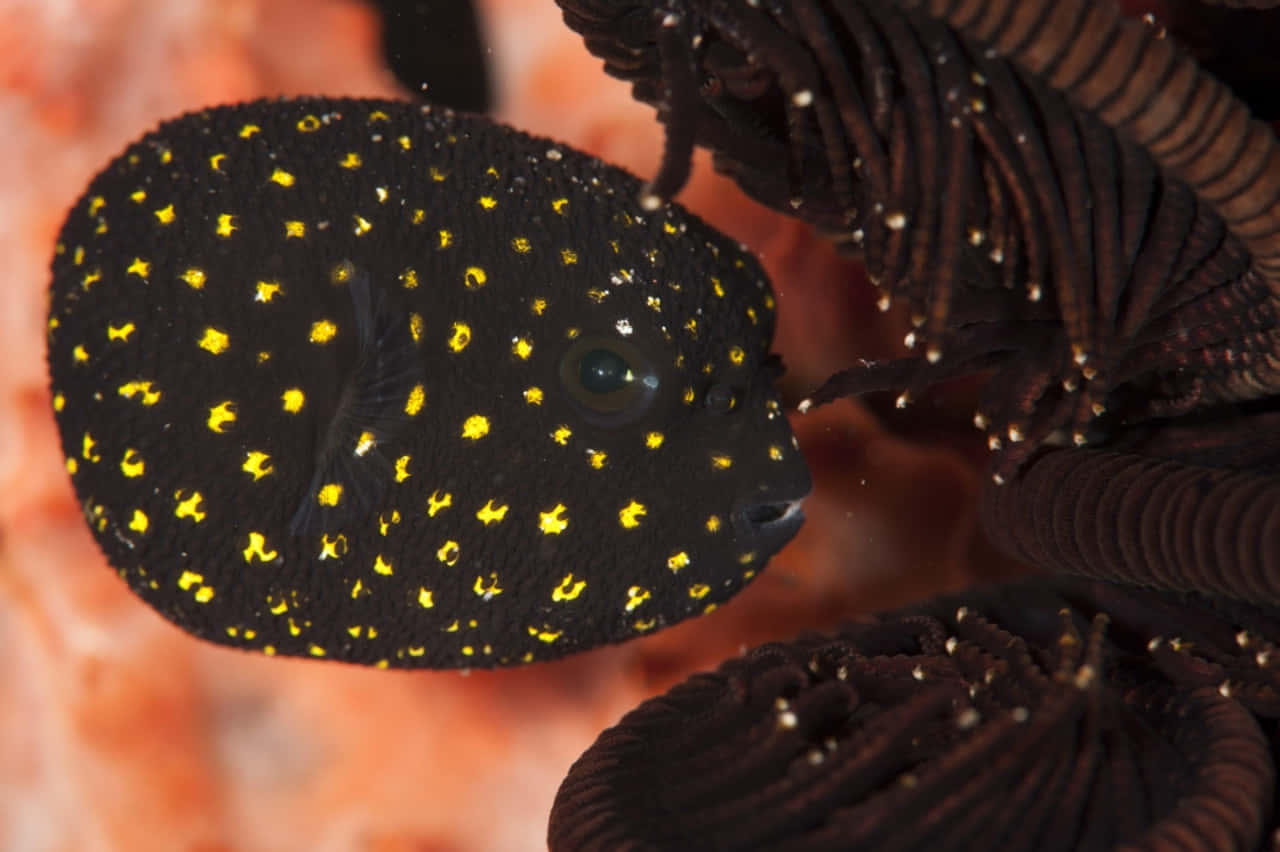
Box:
xmin=47 ymin=97 xmax=810 ymax=668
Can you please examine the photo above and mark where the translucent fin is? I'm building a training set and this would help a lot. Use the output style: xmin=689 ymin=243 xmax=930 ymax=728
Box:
xmin=289 ymin=263 xmax=425 ymax=536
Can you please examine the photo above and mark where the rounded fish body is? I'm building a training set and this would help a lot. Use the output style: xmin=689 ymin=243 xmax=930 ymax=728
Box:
xmin=47 ymin=97 xmax=810 ymax=668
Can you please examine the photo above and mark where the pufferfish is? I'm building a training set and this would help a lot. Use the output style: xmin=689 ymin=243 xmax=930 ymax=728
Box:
xmin=46 ymin=97 xmax=810 ymax=669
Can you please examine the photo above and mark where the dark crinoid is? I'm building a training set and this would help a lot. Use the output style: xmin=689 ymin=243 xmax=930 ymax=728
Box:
xmin=550 ymin=0 xmax=1280 ymax=848
xmin=561 ymin=0 xmax=1280 ymax=481
xmin=549 ymin=577 xmax=1280 ymax=851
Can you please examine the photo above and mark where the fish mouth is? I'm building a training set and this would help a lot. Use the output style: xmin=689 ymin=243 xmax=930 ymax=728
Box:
xmin=736 ymin=495 xmax=807 ymax=544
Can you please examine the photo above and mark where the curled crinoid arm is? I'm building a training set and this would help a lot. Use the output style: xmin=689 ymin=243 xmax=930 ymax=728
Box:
xmin=560 ymin=0 xmax=1280 ymax=477
xmin=548 ymin=576 xmax=1274 ymax=851
xmin=982 ymin=445 xmax=1280 ymax=606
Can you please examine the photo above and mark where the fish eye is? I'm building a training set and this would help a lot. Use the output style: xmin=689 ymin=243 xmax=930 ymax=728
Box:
xmin=560 ymin=336 xmax=659 ymax=425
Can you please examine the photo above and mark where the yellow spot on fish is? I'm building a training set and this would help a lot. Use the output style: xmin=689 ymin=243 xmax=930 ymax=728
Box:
xmin=706 ymin=515 xmax=722 ymax=533
xmin=209 ymin=153 xmax=226 ymax=170
xmin=119 ymin=380 xmax=161 ymax=405
xmin=181 ymin=267 xmax=206 ymax=289
xmin=436 ymin=540 xmax=460 ymax=565
xmin=524 ymin=386 xmax=543 ymax=405
xmin=129 ymin=189 xmax=146 ymax=204
xmin=239 ymin=123 xmax=260 ymax=138
xmin=242 ymin=451 xmax=273 ymax=480
xmin=461 ymin=415 xmax=490 ymax=440
xmin=340 ymin=151 xmax=363 ymax=169
xmin=373 ymin=554 xmax=394 ymax=575
xmin=683 ymin=387 xmax=696 ymax=404
xmin=530 ymin=298 xmax=547 ymax=315
xmin=198 ymin=326 xmax=229 ymax=355
xmin=72 ymin=345 xmax=89 ymax=363
xmin=438 ymin=229 xmax=452 ymax=248
xmin=120 ymin=448 xmax=145 ymax=478
xmin=404 ymin=384 xmax=426 ymax=416
xmin=539 ymin=503 xmax=569 ymax=535
xmin=297 ymin=114 xmax=321 ymax=132
xmin=625 ymin=586 xmax=651 ymax=612
xmin=317 ymin=483 xmax=343 ymax=507
xmin=398 ymin=136 xmax=412 ymax=151
xmin=309 ymin=320 xmax=337 ymax=343
xmin=476 ymin=500 xmax=508 ymax=525
xmin=511 ymin=237 xmax=531 ymax=253
xmin=560 ymin=249 xmax=578 ymax=266
xmin=474 ymin=573 xmax=504 ymax=598
xmin=711 ymin=454 xmax=733 ymax=470
xmin=427 ymin=490 xmax=452 ymax=517
xmin=667 ymin=551 xmax=690 ymax=573
xmin=552 ymin=425 xmax=572 ymax=445
xmin=417 ymin=587 xmax=434 ymax=608
xmin=242 ymin=532 xmax=278 ymax=563
xmin=464 ymin=266 xmax=487 ymax=289
xmin=712 ymin=277 xmax=726 ymax=298
xmin=587 ymin=449 xmax=607 ymax=469
xmin=285 ymin=220 xmax=306 ymax=238
xmin=645 ymin=431 xmax=665 ymax=449
xmin=526 ymin=625 xmax=561 ymax=644
xmin=353 ymin=215 xmax=373 ymax=235
xmin=769 ymin=445 xmax=785 ymax=461
xmin=739 ymin=551 xmax=757 ymax=565
xmin=269 ymin=168 xmax=295 ymax=187
xmin=319 ymin=533 xmax=348 ymax=560
xmin=216 ymin=213 xmax=237 ymax=237
xmin=52 ymin=393 xmax=64 ymax=413
xmin=369 ymin=110 xmax=389 ymax=122
xmin=448 ymin=322 xmax=471 ymax=352
xmin=430 ymin=166 xmax=448 ymax=182
xmin=81 ymin=432 xmax=100 ymax=462
xmin=689 ymin=584 xmax=711 ymax=600
xmin=746 ymin=306 xmax=759 ymax=325
xmin=65 ymin=458 xmax=77 ymax=474
xmin=174 ymin=490 xmax=206 ymax=523
xmin=409 ymin=313 xmax=424 ymax=342
xmin=154 ymin=204 xmax=175 ymax=225
xmin=552 ymin=574 xmax=586 ymax=602
xmin=128 ymin=509 xmax=148 ymax=533
xmin=394 ymin=455 xmax=411 ymax=482
xmin=511 ymin=337 xmax=533 ymax=360
xmin=107 ymin=322 xmax=136 ymax=342
xmin=618 ymin=500 xmax=647 ymax=529
xmin=729 ymin=346 xmax=745 ymax=366
xmin=551 ymin=198 xmax=569 ymax=215
xmin=308 ymin=645 xmax=326 ymax=657
xmin=281 ymin=388 xmax=305 ymax=413
xmin=378 ymin=510 xmax=401 ymax=536
xmin=478 ymin=195 xmax=497 ymax=210
xmin=81 ymin=268 xmax=101 ymax=289
xmin=206 ymin=400 xmax=237 ymax=433
xmin=255 ymin=280 xmax=282 ymax=302
xmin=88 ymin=195 xmax=106 ymax=216
xmin=400 ymin=267 xmax=419 ymax=289
xmin=126 ymin=257 xmax=150 ymax=279
xmin=633 ymin=619 xmax=656 ymax=633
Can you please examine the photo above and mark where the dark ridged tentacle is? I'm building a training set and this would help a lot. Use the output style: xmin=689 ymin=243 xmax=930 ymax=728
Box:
xmin=981 ymin=445 xmax=1280 ymax=604
xmin=548 ymin=576 xmax=1276 ymax=851
xmin=558 ymin=0 xmax=1280 ymax=480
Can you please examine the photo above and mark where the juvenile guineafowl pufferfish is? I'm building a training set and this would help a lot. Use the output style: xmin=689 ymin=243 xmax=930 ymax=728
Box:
xmin=47 ymin=97 xmax=810 ymax=669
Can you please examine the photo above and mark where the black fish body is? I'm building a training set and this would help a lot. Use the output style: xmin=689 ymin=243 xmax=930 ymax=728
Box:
xmin=47 ymin=97 xmax=809 ymax=669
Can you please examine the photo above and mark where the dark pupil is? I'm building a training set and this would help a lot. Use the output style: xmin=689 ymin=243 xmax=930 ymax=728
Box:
xmin=579 ymin=349 xmax=632 ymax=395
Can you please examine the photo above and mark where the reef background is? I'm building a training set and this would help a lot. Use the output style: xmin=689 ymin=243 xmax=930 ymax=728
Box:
xmin=0 ymin=0 xmax=1030 ymax=848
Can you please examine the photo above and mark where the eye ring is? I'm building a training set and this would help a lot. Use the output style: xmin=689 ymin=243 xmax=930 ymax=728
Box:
xmin=559 ymin=335 xmax=660 ymax=426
